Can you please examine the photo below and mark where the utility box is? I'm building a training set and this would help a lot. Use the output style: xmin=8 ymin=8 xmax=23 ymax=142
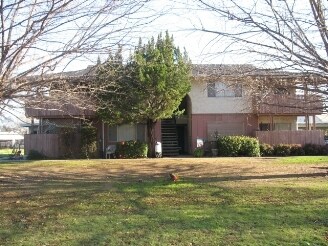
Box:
xmin=155 ymin=142 xmax=162 ymax=158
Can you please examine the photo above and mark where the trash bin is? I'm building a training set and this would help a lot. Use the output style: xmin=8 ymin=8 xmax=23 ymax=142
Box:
xmin=155 ymin=142 xmax=162 ymax=158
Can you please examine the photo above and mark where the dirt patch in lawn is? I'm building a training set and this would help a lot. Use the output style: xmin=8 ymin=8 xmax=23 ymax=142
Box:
xmin=0 ymin=157 xmax=327 ymax=185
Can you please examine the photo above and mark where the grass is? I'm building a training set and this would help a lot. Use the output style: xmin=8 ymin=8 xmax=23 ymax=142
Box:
xmin=0 ymin=148 xmax=24 ymax=159
xmin=0 ymin=157 xmax=327 ymax=245
xmin=276 ymin=156 xmax=328 ymax=164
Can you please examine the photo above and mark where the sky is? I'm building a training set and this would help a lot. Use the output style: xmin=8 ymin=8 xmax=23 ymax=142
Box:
xmin=3 ymin=0 xmax=219 ymax=127
xmin=65 ymin=0 xmax=235 ymax=71
xmin=2 ymin=0 xmax=328 ymax=127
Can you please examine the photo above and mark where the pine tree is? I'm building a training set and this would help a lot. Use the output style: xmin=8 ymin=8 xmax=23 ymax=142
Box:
xmin=97 ymin=32 xmax=191 ymax=157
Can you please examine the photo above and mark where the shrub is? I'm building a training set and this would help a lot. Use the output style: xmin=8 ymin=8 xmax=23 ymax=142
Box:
xmin=273 ymin=144 xmax=291 ymax=156
xmin=116 ymin=140 xmax=148 ymax=158
xmin=27 ymin=150 xmax=47 ymax=160
xmin=217 ymin=136 xmax=260 ymax=157
xmin=60 ymin=127 xmax=78 ymax=158
xmin=260 ymin=143 xmax=274 ymax=156
xmin=289 ymin=144 xmax=305 ymax=156
xmin=239 ymin=137 xmax=261 ymax=157
xmin=320 ymin=145 xmax=328 ymax=155
xmin=193 ymin=147 xmax=204 ymax=157
xmin=80 ymin=125 xmax=98 ymax=159
xmin=303 ymin=143 xmax=327 ymax=156
xmin=217 ymin=136 xmax=241 ymax=157
xmin=303 ymin=144 xmax=318 ymax=155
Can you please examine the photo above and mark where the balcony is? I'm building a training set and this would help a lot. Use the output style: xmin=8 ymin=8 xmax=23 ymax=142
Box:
xmin=256 ymin=130 xmax=325 ymax=146
xmin=25 ymin=103 xmax=95 ymax=118
xmin=253 ymin=94 xmax=323 ymax=115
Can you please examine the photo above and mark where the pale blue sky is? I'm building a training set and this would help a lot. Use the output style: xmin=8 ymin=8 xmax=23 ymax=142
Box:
xmin=65 ymin=0 xmax=238 ymax=71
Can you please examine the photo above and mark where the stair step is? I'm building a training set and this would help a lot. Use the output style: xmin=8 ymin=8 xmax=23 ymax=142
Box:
xmin=161 ymin=118 xmax=179 ymax=157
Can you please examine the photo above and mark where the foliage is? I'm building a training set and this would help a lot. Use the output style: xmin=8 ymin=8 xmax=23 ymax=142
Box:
xmin=193 ymin=147 xmax=204 ymax=157
xmin=261 ymin=143 xmax=327 ymax=157
xmin=115 ymin=140 xmax=148 ymax=158
xmin=96 ymin=31 xmax=191 ymax=157
xmin=239 ymin=137 xmax=261 ymax=157
xmin=260 ymin=143 xmax=274 ymax=157
xmin=80 ymin=125 xmax=98 ymax=159
xmin=217 ymin=136 xmax=241 ymax=157
xmin=289 ymin=144 xmax=305 ymax=156
xmin=273 ymin=144 xmax=291 ymax=157
xmin=60 ymin=127 xmax=78 ymax=159
xmin=217 ymin=136 xmax=260 ymax=157
xmin=0 ymin=1 xmax=152 ymax=112
xmin=26 ymin=150 xmax=47 ymax=160
xmin=303 ymin=144 xmax=328 ymax=156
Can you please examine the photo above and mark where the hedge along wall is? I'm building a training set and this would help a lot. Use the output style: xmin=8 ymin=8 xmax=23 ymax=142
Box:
xmin=260 ymin=143 xmax=328 ymax=157
xmin=217 ymin=136 xmax=260 ymax=157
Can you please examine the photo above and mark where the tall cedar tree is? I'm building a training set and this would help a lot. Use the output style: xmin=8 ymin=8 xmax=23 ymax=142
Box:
xmin=97 ymin=32 xmax=191 ymax=157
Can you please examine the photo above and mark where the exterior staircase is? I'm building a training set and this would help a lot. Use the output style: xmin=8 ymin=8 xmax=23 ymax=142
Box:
xmin=161 ymin=118 xmax=180 ymax=156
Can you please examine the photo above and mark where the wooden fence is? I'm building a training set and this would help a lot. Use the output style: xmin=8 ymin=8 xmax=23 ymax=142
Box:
xmin=24 ymin=134 xmax=60 ymax=158
xmin=255 ymin=130 xmax=325 ymax=146
xmin=24 ymin=134 xmax=81 ymax=158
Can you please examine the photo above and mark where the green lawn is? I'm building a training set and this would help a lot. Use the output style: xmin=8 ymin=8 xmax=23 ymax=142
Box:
xmin=0 ymin=148 xmax=24 ymax=159
xmin=0 ymin=157 xmax=327 ymax=245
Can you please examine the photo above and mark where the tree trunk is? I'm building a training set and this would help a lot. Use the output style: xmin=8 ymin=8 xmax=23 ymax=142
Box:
xmin=146 ymin=119 xmax=156 ymax=158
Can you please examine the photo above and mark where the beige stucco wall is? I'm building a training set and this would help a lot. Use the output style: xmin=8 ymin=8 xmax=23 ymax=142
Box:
xmin=189 ymin=80 xmax=253 ymax=114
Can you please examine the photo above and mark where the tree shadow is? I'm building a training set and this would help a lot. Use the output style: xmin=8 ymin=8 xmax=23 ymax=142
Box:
xmin=0 ymin=159 xmax=327 ymax=244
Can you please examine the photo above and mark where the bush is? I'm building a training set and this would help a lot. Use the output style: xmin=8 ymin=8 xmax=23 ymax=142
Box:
xmin=239 ymin=137 xmax=261 ymax=157
xmin=80 ymin=126 xmax=98 ymax=159
xmin=60 ymin=127 xmax=78 ymax=158
xmin=193 ymin=147 xmax=204 ymax=157
xmin=289 ymin=144 xmax=305 ymax=156
xmin=320 ymin=145 xmax=328 ymax=155
xmin=217 ymin=136 xmax=240 ymax=157
xmin=273 ymin=144 xmax=291 ymax=156
xmin=260 ymin=143 xmax=326 ymax=157
xmin=260 ymin=143 xmax=274 ymax=157
xmin=116 ymin=140 xmax=148 ymax=158
xmin=303 ymin=143 xmax=328 ymax=156
xmin=217 ymin=136 xmax=260 ymax=157
xmin=27 ymin=150 xmax=47 ymax=160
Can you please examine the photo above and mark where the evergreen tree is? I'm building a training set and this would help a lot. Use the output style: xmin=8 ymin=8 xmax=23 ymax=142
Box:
xmin=97 ymin=32 xmax=191 ymax=157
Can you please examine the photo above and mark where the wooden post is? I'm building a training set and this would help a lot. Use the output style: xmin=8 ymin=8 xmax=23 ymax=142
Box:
xmin=312 ymin=115 xmax=316 ymax=130
xmin=305 ymin=114 xmax=309 ymax=130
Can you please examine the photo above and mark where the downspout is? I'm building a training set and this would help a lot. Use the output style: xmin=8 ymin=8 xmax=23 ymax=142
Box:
xmin=39 ymin=118 xmax=42 ymax=134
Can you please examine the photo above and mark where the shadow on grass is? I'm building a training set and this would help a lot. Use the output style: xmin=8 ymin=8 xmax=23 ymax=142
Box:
xmin=0 ymin=161 xmax=327 ymax=186
xmin=0 ymin=161 xmax=327 ymax=244
xmin=0 ymin=172 xmax=327 ymax=245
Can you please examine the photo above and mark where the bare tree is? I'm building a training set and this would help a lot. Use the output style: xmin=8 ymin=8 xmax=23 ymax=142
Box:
xmin=0 ymin=0 xmax=156 ymax=117
xmin=189 ymin=0 xmax=328 ymax=112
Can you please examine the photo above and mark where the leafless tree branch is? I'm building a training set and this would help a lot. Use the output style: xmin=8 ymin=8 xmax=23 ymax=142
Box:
xmin=0 ymin=0 xmax=159 ymax=118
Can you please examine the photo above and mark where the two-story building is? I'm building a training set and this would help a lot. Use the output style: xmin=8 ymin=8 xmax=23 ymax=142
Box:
xmin=24 ymin=64 xmax=324 ymax=158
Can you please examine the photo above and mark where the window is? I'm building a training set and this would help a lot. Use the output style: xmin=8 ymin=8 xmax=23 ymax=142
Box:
xmin=259 ymin=123 xmax=270 ymax=131
xmin=274 ymin=123 xmax=291 ymax=130
xmin=274 ymin=87 xmax=290 ymax=95
xmin=108 ymin=124 xmax=146 ymax=142
xmin=207 ymin=82 xmax=242 ymax=97
xmin=117 ymin=124 xmax=135 ymax=141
